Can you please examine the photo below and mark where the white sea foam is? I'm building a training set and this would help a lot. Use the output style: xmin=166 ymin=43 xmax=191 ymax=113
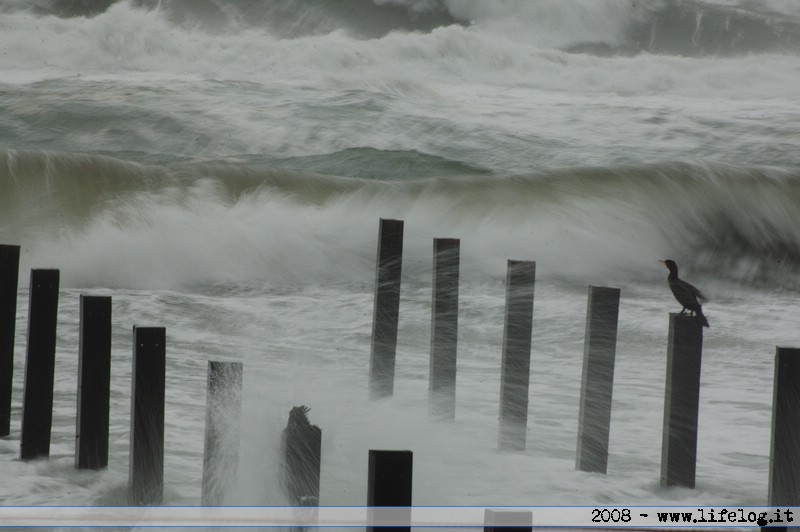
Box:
xmin=0 ymin=0 xmax=798 ymax=514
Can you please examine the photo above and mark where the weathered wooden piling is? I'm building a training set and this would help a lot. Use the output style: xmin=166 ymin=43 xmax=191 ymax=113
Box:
xmin=498 ymin=260 xmax=535 ymax=451
xmin=369 ymin=218 xmax=404 ymax=400
xmin=281 ymin=405 xmax=321 ymax=507
xmin=576 ymin=286 xmax=620 ymax=474
xmin=484 ymin=509 xmax=533 ymax=532
xmin=201 ymin=361 xmax=243 ymax=506
xmin=75 ymin=295 xmax=112 ymax=470
xmin=0 ymin=244 xmax=20 ymax=437
xmin=660 ymin=313 xmax=703 ymax=488
xmin=429 ymin=238 xmax=460 ymax=420
xmin=129 ymin=326 xmax=166 ymax=506
xmin=768 ymin=347 xmax=800 ymax=506
xmin=367 ymin=450 xmax=413 ymax=532
xmin=19 ymin=269 xmax=59 ymax=460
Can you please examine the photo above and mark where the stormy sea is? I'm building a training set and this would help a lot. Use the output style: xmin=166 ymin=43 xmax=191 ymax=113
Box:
xmin=1 ymin=0 xmax=799 ymax=523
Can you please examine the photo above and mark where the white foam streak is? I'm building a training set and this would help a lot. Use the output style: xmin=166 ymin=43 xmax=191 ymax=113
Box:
xmin=1 ymin=1 xmax=798 ymax=101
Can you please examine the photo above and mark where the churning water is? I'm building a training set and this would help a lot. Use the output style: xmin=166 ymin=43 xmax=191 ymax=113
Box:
xmin=1 ymin=0 xmax=799 ymax=524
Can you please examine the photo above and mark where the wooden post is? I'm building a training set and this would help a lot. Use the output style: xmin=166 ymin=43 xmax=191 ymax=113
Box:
xmin=498 ymin=260 xmax=535 ymax=451
xmin=768 ymin=347 xmax=800 ymax=506
xmin=19 ymin=269 xmax=59 ymax=460
xmin=367 ymin=450 xmax=412 ymax=532
xmin=576 ymin=286 xmax=620 ymax=474
xmin=202 ymin=361 xmax=243 ymax=506
xmin=429 ymin=238 xmax=459 ymax=420
xmin=369 ymin=219 xmax=404 ymax=400
xmin=281 ymin=406 xmax=321 ymax=507
xmin=75 ymin=295 xmax=112 ymax=469
xmin=129 ymin=326 xmax=166 ymax=506
xmin=484 ymin=509 xmax=533 ymax=532
xmin=660 ymin=313 xmax=703 ymax=488
xmin=0 ymin=244 xmax=20 ymax=437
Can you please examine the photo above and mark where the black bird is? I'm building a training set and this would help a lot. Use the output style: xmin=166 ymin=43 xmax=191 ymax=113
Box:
xmin=661 ymin=259 xmax=709 ymax=327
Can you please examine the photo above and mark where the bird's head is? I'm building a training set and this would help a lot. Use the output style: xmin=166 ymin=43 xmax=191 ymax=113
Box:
xmin=660 ymin=259 xmax=678 ymax=275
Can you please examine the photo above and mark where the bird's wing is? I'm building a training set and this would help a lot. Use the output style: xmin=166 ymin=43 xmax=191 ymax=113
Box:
xmin=688 ymin=282 xmax=708 ymax=302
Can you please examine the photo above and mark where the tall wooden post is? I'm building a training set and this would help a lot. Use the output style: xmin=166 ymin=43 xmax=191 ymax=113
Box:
xmin=367 ymin=450 xmax=412 ymax=532
xmin=369 ymin=219 xmax=404 ymax=400
xmin=0 ymin=244 xmax=20 ymax=437
xmin=75 ymin=295 xmax=112 ymax=469
xmin=429 ymin=238 xmax=459 ymax=420
xmin=660 ymin=313 xmax=703 ymax=488
xmin=498 ymin=260 xmax=535 ymax=451
xmin=202 ymin=361 xmax=243 ymax=506
xmin=129 ymin=326 xmax=166 ymax=505
xmin=576 ymin=286 xmax=620 ymax=473
xmin=768 ymin=347 xmax=800 ymax=506
xmin=19 ymin=269 xmax=59 ymax=460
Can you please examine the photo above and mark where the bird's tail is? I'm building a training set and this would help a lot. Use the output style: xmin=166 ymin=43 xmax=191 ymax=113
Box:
xmin=697 ymin=308 xmax=710 ymax=328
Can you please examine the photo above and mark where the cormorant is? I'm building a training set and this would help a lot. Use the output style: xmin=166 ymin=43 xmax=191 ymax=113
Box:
xmin=661 ymin=259 xmax=709 ymax=327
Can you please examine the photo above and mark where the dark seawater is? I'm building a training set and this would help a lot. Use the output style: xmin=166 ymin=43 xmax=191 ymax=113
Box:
xmin=1 ymin=0 xmax=799 ymax=519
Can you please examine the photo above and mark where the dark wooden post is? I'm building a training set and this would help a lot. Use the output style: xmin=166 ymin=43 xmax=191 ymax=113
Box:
xmin=429 ymin=238 xmax=459 ymax=420
xmin=129 ymin=326 xmax=166 ymax=505
xmin=768 ymin=347 xmax=800 ymax=506
xmin=498 ymin=260 xmax=535 ymax=451
xmin=367 ymin=450 xmax=412 ymax=532
xmin=19 ymin=269 xmax=59 ymax=460
xmin=660 ymin=313 xmax=703 ymax=488
xmin=369 ymin=219 xmax=404 ymax=400
xmin=202 ymin=361 xmax=243 ymax=506
xmin=576 ymin=286 xmax=620 ymax=474
xmin=281 ymin=406 xmax=321 ymax=507
xmin=0 ymin=244 xmax=20 ymax=437
xmin=484 ymin=509 xmax=533 ymax=532
xmin=75 ymin=295 xmax=112 ymax=469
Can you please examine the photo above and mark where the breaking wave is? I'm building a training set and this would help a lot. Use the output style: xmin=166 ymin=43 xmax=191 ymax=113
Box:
xmin=2 ymin=150 xmax=798 ymax=289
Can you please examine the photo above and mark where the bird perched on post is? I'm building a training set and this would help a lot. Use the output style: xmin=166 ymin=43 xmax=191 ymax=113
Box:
xmin=660 ymin=259 xmax=709 ymax=328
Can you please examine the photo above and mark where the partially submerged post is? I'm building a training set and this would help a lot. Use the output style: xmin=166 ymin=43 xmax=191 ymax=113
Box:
xmin=0 ymin=244 xmax=20 ymax=437
xmin=484 ymin=509 xmax=533 ymax=532
xmin=498 ymin=260 xmax=535 ymax=451
xmin=282 ymin=405 xmax=321 ymax=507
xmin=367 ymin=450 xmax=413 ymax=532
xmin=429 ymin=238 xmax=460 ymax=420
xmin=576 ymin=286 xmax=620 ymax=474
xmin=660 ymin=313 xmax=703 ymax=488
xmin=202 ymin=361 xmax=243 ymax=506
xmin=20 ymin=269 xmax=59 ymax=460
xmin=129 ymin=326 xmax=166 ymax=505
xmin=369 ymin=219 xmax=404 ymax=400
xmin=75 ymin=295 xmax=112 ymax=470
xmin=768 ymin=347 xmax=800 ymax=507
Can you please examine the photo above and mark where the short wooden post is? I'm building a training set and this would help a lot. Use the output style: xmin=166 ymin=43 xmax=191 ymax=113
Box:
xmin=484 ymin=509 xmax=533 ymax=532
xmin=367 ymin=450 xmax=412 ymax=532
xmin=129 ymin=326 xmax=166 ymax=505
xmin=660 ymin=313 xmax=703 ymax=488
xmin=75 ymin=295 xmax=112 ymax=469
xmin=202 ymin=361 xmax=243 ymax=506
xmin=768 ymin=347 xmax=800 ymax=506
xmin=0 ymin=244 xmax=20 ymax=437
xmin=429 ymin=238 xmax=459 ymax=420
xmin=498 ymin=260 xmax=535 ymax=451
xmin=282 ymin=406 xmax=321 ymax=507
xmin=576 ymin=286 xmax=620 ymax=473
xmin=369 ymin=219 xmax=404 ymax=400
xmin=19 ymin=269 xmax=59 ymax=460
